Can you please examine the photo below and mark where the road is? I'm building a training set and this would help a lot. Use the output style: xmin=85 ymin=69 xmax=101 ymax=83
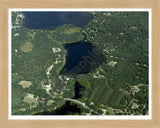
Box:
xmin=64 ymin=98 xmax=88 ymax=109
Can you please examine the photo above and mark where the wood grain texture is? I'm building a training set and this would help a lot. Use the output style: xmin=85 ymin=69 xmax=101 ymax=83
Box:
xmin=0 ymin=0 xmax=160 ymax=128
xmin=0 ymin=0 xmax=155 ymax=8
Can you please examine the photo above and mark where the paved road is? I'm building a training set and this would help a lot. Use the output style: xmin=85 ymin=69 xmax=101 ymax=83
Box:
xmin=64 ymin=98 xmax=88 ymax=109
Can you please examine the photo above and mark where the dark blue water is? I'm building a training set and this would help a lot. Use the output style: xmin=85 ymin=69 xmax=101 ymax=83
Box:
xmin=23 ymin=12 xmax=106 ymax=115
xmin=60 ymin=41 xmax=106 ymax=75
xmin=61 ymin=41 xmax=92 ymax=73
xmin=23 ymin=12 xmax=105 ymax=75
xmin=23 ymin=12 xmax=93 ymax=29
xmin=35 ymin=101 xmax=81 ymax=115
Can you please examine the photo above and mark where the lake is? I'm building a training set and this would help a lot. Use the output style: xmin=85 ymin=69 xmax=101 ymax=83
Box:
xmin=23 ymin=12 xmax=105 ymax=115
xmin=60 ymin=41 xmax=106 ymax=75
xmin=23 ymin=12 xmax=106 ymax=75
xmin=23 ymin=12 xmax=93 ymax=29
xmin=35 ymin=101 xmax=81 ymax=115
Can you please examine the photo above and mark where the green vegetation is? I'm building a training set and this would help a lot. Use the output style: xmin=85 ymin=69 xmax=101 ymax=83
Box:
xmin=20 ymin=42 xmax=33 ymax=52
xmin=18 ymin=80 xmax=32 ymax=88
xmin=77 ymin=75 xmax=91 ymax=89
xmin=50 ymin=24 xmax=84 ymax=44
xmin=23 ymin=93 xmax=37 ymax=105
xmin=75 ymin=12 xmax=149 ymax=115
xmin=84 ymin=12 xmax=148 ymax=89
xmin=11 ymin=12 xmax=82 ymax=115
xmin=12 ymin=11 xmax=149 ymax=115
xmin=63 ymin=27 xmax=81 ymax=34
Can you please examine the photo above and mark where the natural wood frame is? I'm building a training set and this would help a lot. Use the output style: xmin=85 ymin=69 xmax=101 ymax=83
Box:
xmin=0 ymin=0 xmax=160 ymax=128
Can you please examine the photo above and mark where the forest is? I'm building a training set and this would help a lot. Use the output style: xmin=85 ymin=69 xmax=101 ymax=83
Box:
xmin=12 ymin=11 xmax=149 ymax=115
xmin=80 ymin=12 xmax=149 ymax=114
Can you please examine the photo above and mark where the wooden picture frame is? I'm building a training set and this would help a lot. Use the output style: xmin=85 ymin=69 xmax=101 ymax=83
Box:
xmin=0 ymin=0 xmax=159 ymax=128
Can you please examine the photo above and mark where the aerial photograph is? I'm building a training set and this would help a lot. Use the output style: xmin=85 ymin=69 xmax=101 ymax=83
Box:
xmin=11 ymin=10 xmax=149 ymax=115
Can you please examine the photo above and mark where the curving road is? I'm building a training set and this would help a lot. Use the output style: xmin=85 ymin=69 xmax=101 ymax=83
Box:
xmin=64 ymin=98 xmax=88 ymax=109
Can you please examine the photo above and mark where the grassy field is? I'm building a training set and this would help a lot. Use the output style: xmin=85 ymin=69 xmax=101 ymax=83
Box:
xmin=18 ymin=80 xmax=32 ymax=88
xmin=23 ymin=93 xmax=37 ymax=105
xmin=93 ymin=85 xmax=108 ymax=105
xmin=27 ymin=31 xmax=36 ymax=39
xmin=101 ymin=87 xmax=114 ymax=104
xmin=88 ymin=86 xmax=100 ymax=102
xmin=104 ymin=90 xmax=124 ymax=107
xmin=20 ymin=42 xmax=33 ymax=52
xmin=88 ymin=78 xmax=124 ymax=108
xmin=64 ymin=27 xmax=81 ymax=35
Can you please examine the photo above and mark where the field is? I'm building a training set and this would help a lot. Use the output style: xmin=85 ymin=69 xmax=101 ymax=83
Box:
xmin=27 ymin=31 xmax=35 ymax=39
xmin=23 ymin=93 xmax=37 ymax=105
xmin=18 ymin=80 xmax=32 ymax=88
xmin=105 ymin=90 xmax=124 ymax=107
xmin=90 ymin=86 xmax=124 ymax=108
xmin=87 ymin=78 xmax=124 ymax=108
xmin=20 ymin=42 xmax=33 ymax=52
xmin=64 ymin=27 xmax=81 ymax=35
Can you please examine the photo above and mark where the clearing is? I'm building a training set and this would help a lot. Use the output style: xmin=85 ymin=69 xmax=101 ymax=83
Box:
xmin=23 ymin=93 xmax=37 ymax=105
xmin=27 ymin=31 xmax=36 ymax=39
xmin=20 ymin=42 xmax=33 ymax=53
xmin=64 ymin=27 xmax=81 ymax=35
xmin=18 ymin=80 xmax=32 ymax=88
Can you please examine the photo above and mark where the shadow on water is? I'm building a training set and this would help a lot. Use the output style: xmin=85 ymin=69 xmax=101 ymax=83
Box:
xmin=35 ymin=81 xmax=84 ymax=115
xmin=23 ymin=12 xmax=105 ymax=115
xmin=35 ymin=101 xmax=81 ymax=115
